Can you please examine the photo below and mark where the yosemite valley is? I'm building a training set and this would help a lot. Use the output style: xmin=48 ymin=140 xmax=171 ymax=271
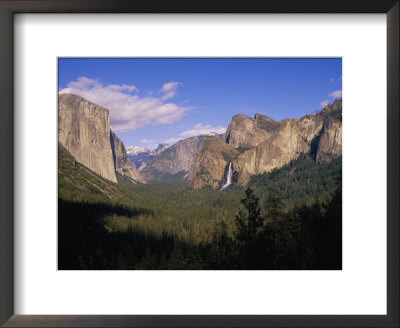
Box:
xmin=58 ymin=93 xmax=342 ymax=270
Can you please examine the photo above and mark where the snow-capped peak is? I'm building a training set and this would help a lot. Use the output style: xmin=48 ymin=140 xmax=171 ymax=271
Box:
xmin=126 ymin=146 xmax=150 ymax=156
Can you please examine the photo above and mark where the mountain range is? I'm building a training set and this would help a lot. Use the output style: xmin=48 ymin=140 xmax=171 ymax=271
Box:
xmin=192 ymin=99 xmax=342 ymax=189
xmin=58 ymin=93 xmax=342 ymax=189
xmin=126 ymin=144 xmax=169 ymax=171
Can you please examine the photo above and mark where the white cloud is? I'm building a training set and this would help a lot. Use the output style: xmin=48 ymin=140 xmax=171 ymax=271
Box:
xmin=161 ymin=81 xmax=181 ymax=100
xmin=106 ymin=84 xmax=138 ymax=92
xmin=320 ymin=100 xmax=330 ymax=108
xmin=147 ymin=144 xmax=158 ymax=150
xmin=330 ymin=76 xmax=342 ymax=83
xmin=165 ymin=123 xmax=226 ymax=144
xmin=180 ymin=123 xmax=226 ymax=138
xmin=328 ymin=90 xmax=342 ymax=98
xmin=320 ymin=89 xmax=342 ymax=108
xmin=59 ymin=77 xmax=189 ymax=132
xmin=141 ymin=139 xmax=155 ymax=144
xmin=164 ymin=137 xmax=182 ymax=145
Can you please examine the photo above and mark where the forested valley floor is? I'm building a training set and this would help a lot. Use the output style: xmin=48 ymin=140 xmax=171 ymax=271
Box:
xmin=59 ymin=145 xmax=342 ymax=270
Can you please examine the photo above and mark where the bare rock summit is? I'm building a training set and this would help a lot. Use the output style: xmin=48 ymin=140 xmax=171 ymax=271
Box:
xmin=58 ymin=93 xmax=145 ymax=184
xmin=58 ymin=93 xmax=118 ymax=183
xmin=192 ymin=99 xmax=342 ymax=189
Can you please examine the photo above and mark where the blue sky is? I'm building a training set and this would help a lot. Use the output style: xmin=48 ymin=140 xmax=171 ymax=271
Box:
xmin=58 ymin=58 xmax=342 ymax=149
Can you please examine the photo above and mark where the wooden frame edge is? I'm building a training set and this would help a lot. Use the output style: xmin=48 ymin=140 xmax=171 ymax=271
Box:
xmin=0 ymin=1 xmax=398 ymax=327
xmin=0 ymin=0 xmax=14 ymax=327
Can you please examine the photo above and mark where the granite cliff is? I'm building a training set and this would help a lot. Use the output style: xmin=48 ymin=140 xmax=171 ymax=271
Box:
xmin=58 ymin=93 xmax=118 ymax=183
xmin=192 ymin=99 xmax=342 ymax=189
xmin=58 ymin=93 xmax=144 ymax=184
xmin=58 ymin=93 xmax=341 ymax=189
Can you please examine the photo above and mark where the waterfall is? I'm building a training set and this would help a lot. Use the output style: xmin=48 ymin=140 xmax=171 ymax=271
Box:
xmin=220 ymin=162 xmax=233 ymax=190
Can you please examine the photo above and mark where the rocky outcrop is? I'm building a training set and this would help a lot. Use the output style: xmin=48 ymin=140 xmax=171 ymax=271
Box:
xmin=316 ymin=120 xmax=342 ymax=163
xmin=58 ymin=93 xmax=117 ymax=183
xmin=110 ymin=131 xmax=145 ymax=183
xmin=153 ymin=143 xmax=170 ymax=155
xmin=192 ymin=137 xmax=235 ymax=189
xmin=59 ymin=93 xmax=146 ymax=184
xmin=141 ymin=135 xmax=207 ymax=183
xmin=59 ymin=92 xmax=341 ymax=189
xmin=316 ymin=101 xmax=342 ymax=163
xmin=192 ymin=99 xmax=342 ymax=188
xmin=225 ymin=114 xmax=281 ymax=147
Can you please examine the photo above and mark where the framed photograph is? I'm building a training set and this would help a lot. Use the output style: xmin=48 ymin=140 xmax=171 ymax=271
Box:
xmin=57 ymin=57 xmax=343 ymax=271
xmin=0 ymin=1 xmax=398 ymax=327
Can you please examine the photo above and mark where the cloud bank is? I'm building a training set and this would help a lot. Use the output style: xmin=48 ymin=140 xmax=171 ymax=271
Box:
xmin=329 ymin=90 xmax=342 ymax=98
xmin=141 ymin=139 xmax=156 ymax=144
xmin=321 ymin=89 xmax=342 ymax=108
xmin=165 ymin=123 xmax=226 ymax=145
xmin=161 ymin=81 xmax=181 ymax=100
xmin=59 ymin=77 xmax=189 ymax=132
xmin=180 ymin=123 xmax=226 ymax=138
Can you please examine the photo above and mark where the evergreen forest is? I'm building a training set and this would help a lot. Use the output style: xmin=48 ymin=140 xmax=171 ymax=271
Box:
xmin=59 ymin=145 xmax=342 ymax=270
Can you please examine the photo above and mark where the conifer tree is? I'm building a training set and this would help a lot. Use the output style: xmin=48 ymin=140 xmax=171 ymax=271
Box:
xmin=264 ymin=184 xmax=284 ymax=265
xmin=235 ymin=188 xmax=264 ymax=243
xmin=235 ymin=188 xmax=265 ymax=268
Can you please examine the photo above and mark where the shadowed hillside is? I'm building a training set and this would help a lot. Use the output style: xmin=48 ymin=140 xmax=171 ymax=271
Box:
xmin=59 ymin=140 xmax=341 ymax=269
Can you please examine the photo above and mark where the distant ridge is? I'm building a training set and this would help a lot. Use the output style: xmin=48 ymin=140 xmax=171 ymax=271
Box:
xmin=140 ymin=135 xmax=211 ymax=184
xmin=126 ymin=144 xmax=170 ymax=171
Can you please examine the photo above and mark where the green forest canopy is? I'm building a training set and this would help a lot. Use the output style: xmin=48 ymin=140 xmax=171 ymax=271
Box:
xmin=59 ymin=145 xmax=342 ymax=270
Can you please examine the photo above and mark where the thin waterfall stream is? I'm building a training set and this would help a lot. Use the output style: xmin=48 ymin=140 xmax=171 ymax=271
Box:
xmin=220 ymin=162 xmax=233 ymax=190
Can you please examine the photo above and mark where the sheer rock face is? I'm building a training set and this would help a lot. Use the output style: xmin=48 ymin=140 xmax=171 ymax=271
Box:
xmin=192 ymin=99 xmax=342 ymax=188
xmin=110 ymin=131 xmax=145 ymax=183
xmin=225 ymin=114 xmax=279 ymax=147
xmin=141 ymin=135 xmax=207 ymax=183
xmin=58 ymin=93 xmax=146 ymax=184
xmin=192 ymin=137 xmax=234 ymax=189
xmin=58 ymin=93 xmax=118 ymax=183
xmin=316 ymin=117 xmax=342 ymax=163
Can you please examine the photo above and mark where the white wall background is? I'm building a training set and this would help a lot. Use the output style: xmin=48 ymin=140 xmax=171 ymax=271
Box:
xmin=14 ymin=14 xmax=386 ymax=315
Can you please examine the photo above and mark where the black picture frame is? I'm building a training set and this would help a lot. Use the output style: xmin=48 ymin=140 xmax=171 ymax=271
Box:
xmin=0 ymin=1 xmax=398 ymax=327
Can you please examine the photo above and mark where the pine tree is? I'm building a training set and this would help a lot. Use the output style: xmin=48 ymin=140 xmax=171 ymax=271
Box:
xmin=235 ymin=188 xmax=265 ymax=268
xmin=235 ymin=188 xmax=264 ymax=243
xmin=264 ymin=184 xmax=284 ymax=265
